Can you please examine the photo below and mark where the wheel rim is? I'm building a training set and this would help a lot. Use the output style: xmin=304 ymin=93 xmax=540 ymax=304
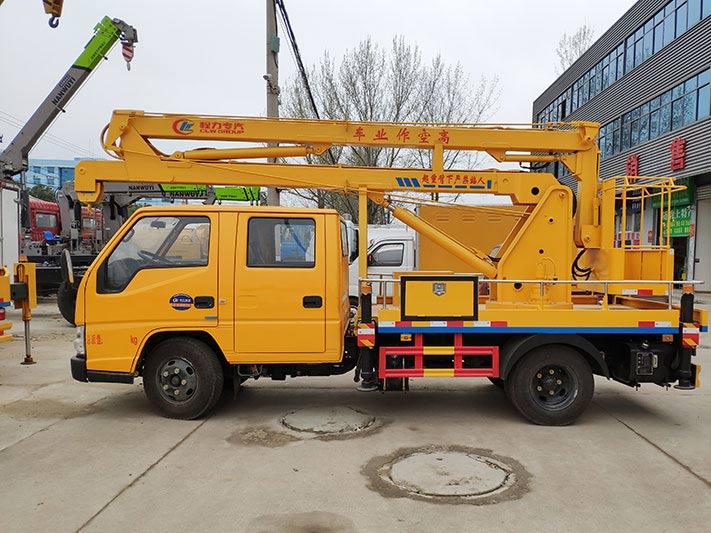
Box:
xmin=530 ymin=364 xmax=578 ymax=411
xmin=156 ymin=357 xmax=198 ymax=404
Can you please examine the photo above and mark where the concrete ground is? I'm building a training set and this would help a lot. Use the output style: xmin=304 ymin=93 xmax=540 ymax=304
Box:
xmin=0 ymin=300 xmax=710 ymax=533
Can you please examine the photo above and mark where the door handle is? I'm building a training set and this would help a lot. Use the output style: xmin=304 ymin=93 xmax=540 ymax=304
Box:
xmin=302 ymin=295 xmax=323 ymax=308
xmin=194 ymin=296 xmax=215 ymax=309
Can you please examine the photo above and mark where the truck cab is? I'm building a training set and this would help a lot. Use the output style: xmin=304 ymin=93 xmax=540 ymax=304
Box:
xmin=72 ymin=205 xmax=352 ymax=418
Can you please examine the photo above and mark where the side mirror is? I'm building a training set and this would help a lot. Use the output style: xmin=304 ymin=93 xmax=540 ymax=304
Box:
xmin=367 ymin=253 xmax=374 ymax=266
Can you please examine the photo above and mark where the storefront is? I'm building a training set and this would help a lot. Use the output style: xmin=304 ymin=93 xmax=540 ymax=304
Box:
xmin=657 ymin=177 xmax=695 ymax=280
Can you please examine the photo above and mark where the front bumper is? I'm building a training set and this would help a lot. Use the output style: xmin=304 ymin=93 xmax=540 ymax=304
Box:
xmin=71 ymin=354 xmax=88 ymax=382
xmin=71 ymin=354 xmax=134 ymax=384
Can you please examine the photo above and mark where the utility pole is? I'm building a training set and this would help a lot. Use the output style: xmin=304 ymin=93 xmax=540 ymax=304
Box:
xmin=265 ymin=0 xmax=280 ymax=206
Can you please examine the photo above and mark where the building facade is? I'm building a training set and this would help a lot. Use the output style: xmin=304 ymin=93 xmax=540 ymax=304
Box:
xmin=533 ymin=0 xmax=711 ymax=287
xmin=21 ymin=158 xmax=78 ymax=190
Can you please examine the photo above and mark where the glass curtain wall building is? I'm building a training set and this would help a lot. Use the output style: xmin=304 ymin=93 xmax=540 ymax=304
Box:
xmin=533 ymin=0 xmax=711 ymax=286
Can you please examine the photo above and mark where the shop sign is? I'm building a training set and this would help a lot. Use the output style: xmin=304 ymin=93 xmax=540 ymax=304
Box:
xmin=652 ymin=177 xmax=695 ymax=208
xmin=615 ymin=198 xmax=642 ymax=214
xmin=625 ymin=154 xmax=639 ymax=177
xmin=670 ymin=138 xmax=687 ymax=171
xmin=661 ymin=205 xmax=692 ymax=237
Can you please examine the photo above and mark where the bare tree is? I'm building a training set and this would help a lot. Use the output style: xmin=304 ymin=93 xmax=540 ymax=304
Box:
xmin=555 ymin=24 xmax=595 ymax=75
xmin=281 ymin=36 xmax=499 ymax=223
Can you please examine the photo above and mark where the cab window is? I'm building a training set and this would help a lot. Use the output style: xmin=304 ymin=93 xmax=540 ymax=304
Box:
xmin=340 ymin=221 xmax=349 ymax=257
xmin=368 ymin=242 xmax=404 ymax=267
xmin=247 ymin=217 xmax=315 ymax=268
xmin=98 ymin=215 xmax=210 ymax=293
xmin=35 ymin=213 xmax=58 ymax=228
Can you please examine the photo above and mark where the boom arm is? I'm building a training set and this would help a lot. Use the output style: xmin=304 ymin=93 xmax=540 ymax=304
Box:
xmin=0 ymin=17 xmax=137 ymax=181
xmin=74 ymin=110 xmax=602 ymax=248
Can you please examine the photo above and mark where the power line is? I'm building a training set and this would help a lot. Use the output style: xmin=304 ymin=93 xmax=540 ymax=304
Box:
xmin=0 ymin=110 xmax=96 ymax=158
xmin=0 ymin=110 xmax=95 ymax=156
xmin=274 ymin=0 xmax=319 ymax=120
xmin=275 ymin=0 xmax=336 ymax=165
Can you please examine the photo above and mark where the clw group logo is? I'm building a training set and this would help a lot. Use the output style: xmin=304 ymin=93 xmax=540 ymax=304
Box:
xmin=172 ymin=119 xmax=194 ymax=135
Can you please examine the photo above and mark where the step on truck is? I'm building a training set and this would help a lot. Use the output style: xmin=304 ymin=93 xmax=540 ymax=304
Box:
xmin=70 ymin=111 xmax=708 ymax=425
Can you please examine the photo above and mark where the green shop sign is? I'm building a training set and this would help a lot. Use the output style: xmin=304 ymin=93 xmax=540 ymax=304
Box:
xmin=652 ymin=177 xmax=695 ymax=208
xmin=661 ymin=205 xmax=692 ymax=237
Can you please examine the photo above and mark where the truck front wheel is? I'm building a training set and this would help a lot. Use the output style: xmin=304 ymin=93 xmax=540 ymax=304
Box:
xmin=143 ymin=337 xmax=224 ymax=420
xmin=505 ymin=345 xmax=594 ymax=426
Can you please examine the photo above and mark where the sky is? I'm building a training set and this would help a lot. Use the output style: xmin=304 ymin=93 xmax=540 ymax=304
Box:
xmin=0 ymin=0 xmax=637 ymax=161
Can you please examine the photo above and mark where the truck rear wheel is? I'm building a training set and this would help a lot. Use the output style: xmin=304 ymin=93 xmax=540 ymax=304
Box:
xmin=57 ymin=280 xmax=77 ymax=325
xmin=143 ymin=337 xmax=224 ymax=420
xmin=505 ymin=345 xmax=593 ymax=426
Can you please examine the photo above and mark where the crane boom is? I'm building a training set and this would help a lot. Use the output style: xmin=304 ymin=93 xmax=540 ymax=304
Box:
xmin=0 ymin=17 xmax=137 ymax=181
xmin=74 ymin=110 xmax=601 ymax=248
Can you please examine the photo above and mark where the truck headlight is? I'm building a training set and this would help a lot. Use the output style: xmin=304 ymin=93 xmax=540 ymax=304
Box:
xmin=74 ymin=326 xmax=85 ymax=356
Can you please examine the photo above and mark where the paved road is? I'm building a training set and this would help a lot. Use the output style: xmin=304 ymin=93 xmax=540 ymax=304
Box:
xmin=1 ymin=301 xmax=709 ymax=532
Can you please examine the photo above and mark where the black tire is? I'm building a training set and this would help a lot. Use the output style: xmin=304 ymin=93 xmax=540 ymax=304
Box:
xmin=143 ymin=337 xmax=224 ymax=420
xmin=488 ymin=377 xmax=505 ymax=389
xmin=57 ymin=280 xmax=77 ymax=325
xmin=504 ymin=345 xmax=594 ymax=426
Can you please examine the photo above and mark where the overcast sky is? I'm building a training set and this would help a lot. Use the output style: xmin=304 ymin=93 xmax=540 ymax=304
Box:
xmin=0 ymin=0 xmax=636 ymax=161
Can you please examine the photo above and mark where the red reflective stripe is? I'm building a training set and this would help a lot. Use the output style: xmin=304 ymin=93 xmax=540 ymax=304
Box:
xmin=638 ymin=321 xmax=655 ymax=328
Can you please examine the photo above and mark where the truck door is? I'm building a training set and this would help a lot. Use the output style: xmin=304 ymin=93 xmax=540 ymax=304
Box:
xmin=234 ymin=214 xmax=326 ymax=357
xmin=82 ymin=213 xmax=217 ymax=371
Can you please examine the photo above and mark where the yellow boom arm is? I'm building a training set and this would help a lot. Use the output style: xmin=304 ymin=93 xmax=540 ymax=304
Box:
xmin=75 ymin=110 xmax=602 ymax=249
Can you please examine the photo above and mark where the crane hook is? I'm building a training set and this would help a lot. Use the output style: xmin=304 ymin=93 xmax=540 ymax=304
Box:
xmin=48 ymin=15 xmax=60 ymax=28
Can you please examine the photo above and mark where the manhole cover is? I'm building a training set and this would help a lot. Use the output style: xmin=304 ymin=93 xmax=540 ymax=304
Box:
xmin=363 ymin=446 xmax=529 ymax=505
xmin=281 ymin=406 xmax=375 ymax=435
xmin=389 ymin=451 xmax=510 ymax=497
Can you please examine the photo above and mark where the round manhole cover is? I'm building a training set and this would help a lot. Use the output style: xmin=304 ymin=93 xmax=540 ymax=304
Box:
xmin=363 ymin=446 xmax=529 ymax=504
xmin=389 ymin=451 xmax=510 ymax=497
xmin=281 ymin=406 xmax=375 ymax=435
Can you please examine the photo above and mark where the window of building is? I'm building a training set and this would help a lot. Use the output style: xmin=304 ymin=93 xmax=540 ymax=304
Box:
xmin=540 ymin=0 xmax=710 ymax=118
xmin=599 ymin=69 xmax=710 ymax=160
xmin=46 ymin=166 xmax=56 ymax=174
xmin=697 ymin=70 xmax=710 ymax=119
xmin=689 ymin=0 xmax=702 ymax=26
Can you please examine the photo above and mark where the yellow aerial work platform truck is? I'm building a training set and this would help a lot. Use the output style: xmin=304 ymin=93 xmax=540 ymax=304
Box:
xmin=69 ymin=111 xmax=707 ymax=425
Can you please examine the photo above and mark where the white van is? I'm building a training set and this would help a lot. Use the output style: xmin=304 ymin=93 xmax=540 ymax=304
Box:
xmin=347 ymin=224 xmax=415 ymax=304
